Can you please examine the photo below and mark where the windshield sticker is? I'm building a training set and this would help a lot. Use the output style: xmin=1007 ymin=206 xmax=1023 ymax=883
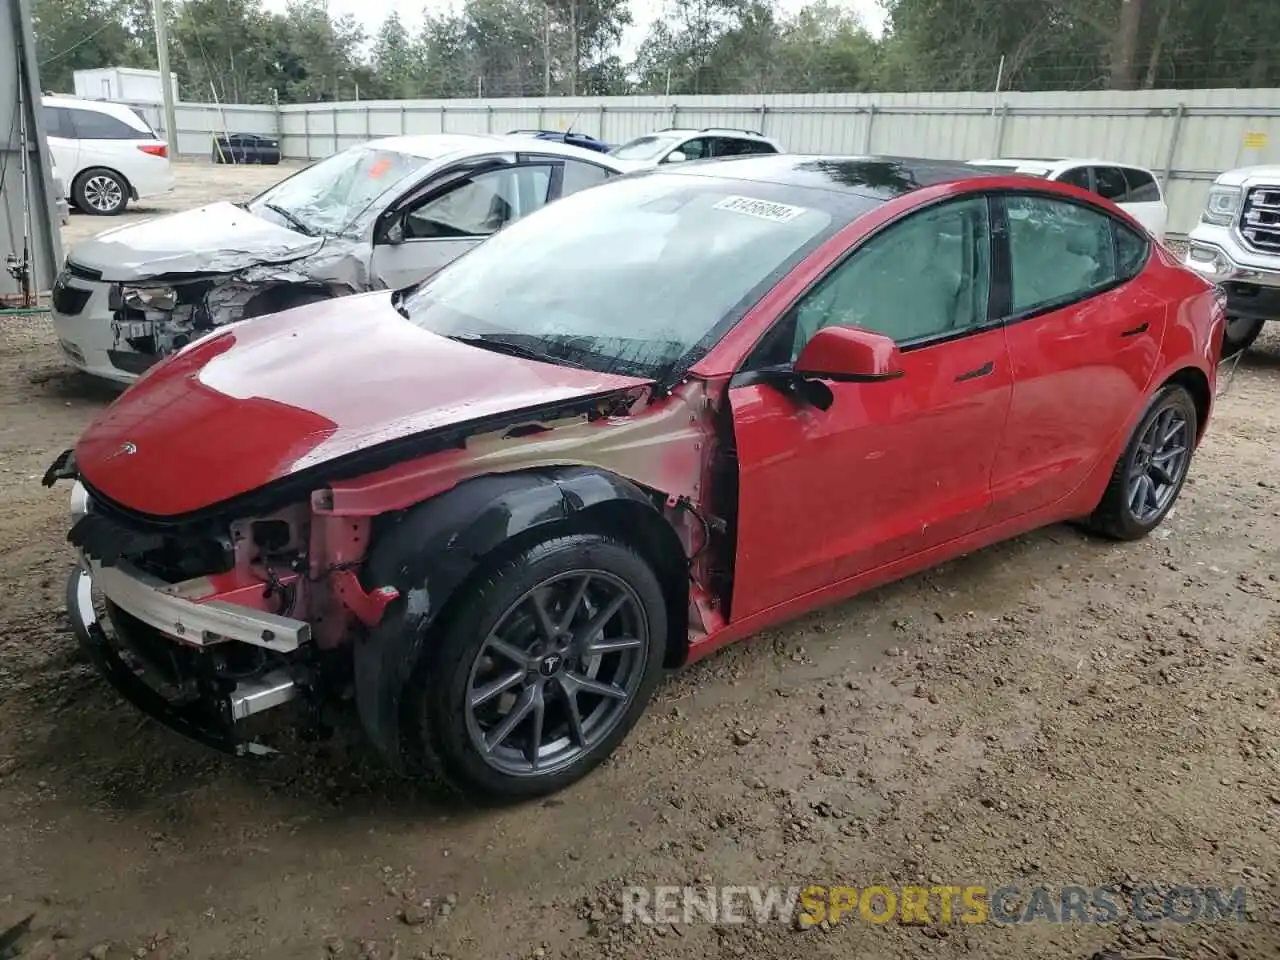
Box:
xmin=713 ymin=195 xmax=807 ymax=223
xmin=368 ymin=157 xmax=394 ymax=178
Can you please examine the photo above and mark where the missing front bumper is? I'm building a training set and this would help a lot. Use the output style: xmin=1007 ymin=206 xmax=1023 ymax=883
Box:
xmin=66 ymin=563 xmax=301 ymax=756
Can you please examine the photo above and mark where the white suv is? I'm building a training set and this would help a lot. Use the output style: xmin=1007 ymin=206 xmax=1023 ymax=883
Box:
xmin=968 ymin=157 xmax=1168 ymax=243
xmin=41 ymin=95 xmax=174 ymax=216
xmin=608 ymin=128 xmax=784 ymax=169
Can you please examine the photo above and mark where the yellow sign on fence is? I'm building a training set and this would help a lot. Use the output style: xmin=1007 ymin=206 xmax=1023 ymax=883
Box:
xmin=1243 ymin=131 xmax=1268 ymax=150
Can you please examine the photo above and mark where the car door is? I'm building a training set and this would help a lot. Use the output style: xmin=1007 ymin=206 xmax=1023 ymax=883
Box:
xmin=369 ymin=161 xmax=555 ymax=289
xmin=41 ymin=106 xmax=78 ymax=185
xmin=1118 ymin=166 xmax=1167 ymax=241
xmin=987 ymin=192 xmax=1162 ymax=524
xmin=65 ymin=106 xmax=146 ymax=175
xmin=727 ymin=195 xmax=1013 ymax=621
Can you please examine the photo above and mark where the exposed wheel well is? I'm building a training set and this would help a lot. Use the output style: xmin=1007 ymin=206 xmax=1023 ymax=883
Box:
xmin=1163 ymin=366 xmax=1211 ymax=441
xmin=418 ymin=497 xmax=691 ymax=670
xmin=242 ymin=283 xmax=333 ymax=319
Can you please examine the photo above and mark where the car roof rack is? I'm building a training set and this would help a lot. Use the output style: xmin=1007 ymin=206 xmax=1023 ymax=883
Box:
xmin=654 ymin=126 xmax=765 ymax=137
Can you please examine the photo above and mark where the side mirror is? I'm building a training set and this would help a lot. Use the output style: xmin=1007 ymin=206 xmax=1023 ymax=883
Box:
xmin=794 ymin=326 xmax=904 ymax=383
xmin=384 ymin=218 xmax=405 ymax=245
xmin=665 ymin=149 xmax=688 ymax=164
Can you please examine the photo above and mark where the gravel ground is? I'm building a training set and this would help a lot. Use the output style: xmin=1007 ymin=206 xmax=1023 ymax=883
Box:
xmin=1 ymin=161 xmax=1278 ymax=960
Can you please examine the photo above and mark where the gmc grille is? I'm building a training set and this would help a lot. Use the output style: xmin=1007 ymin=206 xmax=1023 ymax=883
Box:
xmin=1239 ymin=187 xmax=1280 ymax=254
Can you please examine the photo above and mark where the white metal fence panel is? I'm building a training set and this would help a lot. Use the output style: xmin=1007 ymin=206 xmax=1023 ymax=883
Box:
xmin=143 ymin=88 xmax=1280 ymax=236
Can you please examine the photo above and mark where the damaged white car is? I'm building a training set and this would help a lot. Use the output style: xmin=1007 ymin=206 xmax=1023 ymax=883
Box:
xmin=50 ymin=133 xmax=630 ymax=383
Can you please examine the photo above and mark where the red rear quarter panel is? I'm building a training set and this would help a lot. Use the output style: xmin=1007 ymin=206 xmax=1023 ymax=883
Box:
xmin=1146 ymin=243 xmax=1223 ymax=436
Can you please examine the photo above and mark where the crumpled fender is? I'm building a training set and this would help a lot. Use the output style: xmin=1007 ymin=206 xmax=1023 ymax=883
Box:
xmin=352 ymin=465 xmax=678 ymax=771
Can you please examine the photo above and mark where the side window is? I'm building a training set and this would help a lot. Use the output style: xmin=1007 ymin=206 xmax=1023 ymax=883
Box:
xmin=559 ymin=158 xmax=613 ymax=198
xmin=1057 ymin=167 xmax=1091 ymax=191
xmin=1091 ymin=166 xmax=1130 ymax=203
xmin=403 ymin=165 xmax=552 ymax=240
xmin=761 ymin=196 xmax=992 ymax=363
xmin=42 ymin=106 xmax=69 ymax=138
xmin=671 ymin=137 xmax=710 ymax=161
xmin=1114 ymin=221 xmax=1150 ymax=280
xmin=742 ymin=139 xmax=779 ymax=155
xmin=711 ymin=137 xmax=752 ymax=157
xmin=68 ymin=108 xmax=146 ymax=140
xmin=1005 ymin=195 xmax=1119 ymax=315
xmin=1122 ymin=167 xmax=1161 ymax=203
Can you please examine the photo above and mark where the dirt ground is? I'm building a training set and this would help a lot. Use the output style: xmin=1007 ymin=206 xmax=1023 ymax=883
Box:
xmin=1 ymin=161 xmax=1279 ymax=960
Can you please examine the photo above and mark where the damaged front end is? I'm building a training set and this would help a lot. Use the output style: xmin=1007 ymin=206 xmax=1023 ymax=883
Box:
xmin=43 ymin=373 xmax=730 ymax=762
xmin=106 ymin=263 xmax=345 ymax=377
xmin=48 ymin=451 xmax=400 ymax=756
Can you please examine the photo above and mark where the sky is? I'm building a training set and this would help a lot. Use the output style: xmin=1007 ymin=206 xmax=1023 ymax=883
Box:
xmin=260 ymin=0 xmax=888 ymax=61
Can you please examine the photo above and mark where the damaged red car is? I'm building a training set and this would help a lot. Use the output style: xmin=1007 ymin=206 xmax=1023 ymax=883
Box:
xmin=45 ymin=155 xmax=1225 ymax=801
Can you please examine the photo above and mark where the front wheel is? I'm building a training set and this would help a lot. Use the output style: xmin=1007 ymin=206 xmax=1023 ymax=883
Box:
xmin=382 ymin=533 xmax=667 ymax=802
xmin=1086 ymin=384 xmax=1198 ymax=541
xmin=1222 ymin=316 xmax=1265 ymax=358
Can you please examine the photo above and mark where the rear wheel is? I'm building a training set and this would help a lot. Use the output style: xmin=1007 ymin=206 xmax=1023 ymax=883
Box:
xmin=1086 ymin=384 xmax=1197 ymax=541
xmin=73 ymin=168 xmax=128 ymax=216
xmin=1222 ymin=315 xmax=1265 ymax=358
xmin=383 ymin=533 xmax=667 ymax=802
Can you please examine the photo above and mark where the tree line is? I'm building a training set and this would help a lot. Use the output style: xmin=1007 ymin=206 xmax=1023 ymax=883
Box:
xmin=32 ymin=0 xmax=1280 ymax=106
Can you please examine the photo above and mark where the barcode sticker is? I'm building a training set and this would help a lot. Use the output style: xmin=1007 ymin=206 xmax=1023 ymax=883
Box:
xmin=712 ymin=195 xmax=806 ymax=223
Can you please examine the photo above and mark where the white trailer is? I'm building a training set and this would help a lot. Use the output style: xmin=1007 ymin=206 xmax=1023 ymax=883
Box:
xmin=72 ymin=67 xmax=179 ymax=105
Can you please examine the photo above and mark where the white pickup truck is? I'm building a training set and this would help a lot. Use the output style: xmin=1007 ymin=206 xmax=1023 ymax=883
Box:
xmin=1185 ymin=165 xmax=1280 ymax=356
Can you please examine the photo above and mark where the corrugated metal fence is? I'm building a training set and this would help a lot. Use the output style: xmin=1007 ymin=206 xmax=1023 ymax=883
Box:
xmin=134 ymin=89 xmax=1280 ymax=236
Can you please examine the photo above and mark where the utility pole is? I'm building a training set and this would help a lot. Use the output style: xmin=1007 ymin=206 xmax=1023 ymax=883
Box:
xmin=152 ymin=0 xmax=178 ymax=154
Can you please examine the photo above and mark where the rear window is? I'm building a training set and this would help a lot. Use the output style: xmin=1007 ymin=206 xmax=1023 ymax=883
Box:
xmin=1122 ymin=167 xmax=1162 ymax=203
xmin=67 ymin=107 xmax=149 ymax=140
xmin=128 ymin=107 xmax=158 ymax=136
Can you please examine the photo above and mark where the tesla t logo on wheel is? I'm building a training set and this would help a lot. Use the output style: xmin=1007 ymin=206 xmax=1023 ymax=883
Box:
xmin=108 ymin=441 xmax=138 ymax=460
xmin=539 ymin=654 xmax=562 ymax=676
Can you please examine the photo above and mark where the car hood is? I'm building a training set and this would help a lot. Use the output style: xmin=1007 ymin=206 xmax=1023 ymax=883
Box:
xmin=66 ymin=201 xmax=325 ymax=281
xmin=74 ymin=291 xmax=653 ymax=517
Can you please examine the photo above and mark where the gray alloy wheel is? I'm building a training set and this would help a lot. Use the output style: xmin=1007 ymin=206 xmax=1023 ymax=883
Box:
xmin=1087 ymin=383 xmax=1198 ymax=541
xmin=75 ymin=169 xmax=127 ymax=216
xmin=463 ymin=569 xmax=650 ymax=778
xmin=1126 ymin=404 xmax=1192 ymax=525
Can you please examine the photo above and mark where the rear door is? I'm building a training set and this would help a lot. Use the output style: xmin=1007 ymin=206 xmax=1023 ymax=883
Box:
xmin=988 ymin=192 xmax=1162 ymax=522
xmin=727 ymin=194 xmax=1013 ymax=620
xmin=369 ymin=160 xmax=555 ymax=289
xmin=42 ymin=106 xmax=79 ymax=183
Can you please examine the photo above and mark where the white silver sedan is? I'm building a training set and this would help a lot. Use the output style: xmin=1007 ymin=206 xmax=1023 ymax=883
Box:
xmin=50 ymin=133 xmax=629 ymax=384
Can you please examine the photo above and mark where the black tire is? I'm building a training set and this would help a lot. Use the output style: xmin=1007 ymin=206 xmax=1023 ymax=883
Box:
xmin=73 ymin=167 xmax=128 ymax=216
xmin=1222 ymin=316 xmax=1265 ymax=358
xmin=380 ymin=532 xmax=667 ymax=802
xmin=1086 ymin=384 xmax=1198 ymax=541
xmin=241 ymin=287 xmax=331 ymax=320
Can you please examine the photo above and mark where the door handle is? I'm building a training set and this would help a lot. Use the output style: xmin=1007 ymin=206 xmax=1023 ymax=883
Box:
xmin=955 ymin=361 xmax=994 ymax=382
xmin=1120 ymin=322 xmax=1150 ymax=338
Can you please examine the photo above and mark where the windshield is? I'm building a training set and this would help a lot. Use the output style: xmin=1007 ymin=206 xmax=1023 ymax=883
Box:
xmin=610 ymin=135 xmax=682 ymax=162
xmin=249 ymin=146 xmax=430 ymax=236
xmin=400 ymin=175 xmax=838 ymax=379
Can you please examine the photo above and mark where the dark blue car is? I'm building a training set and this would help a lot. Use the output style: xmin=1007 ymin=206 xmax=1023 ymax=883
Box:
xmin=507 ymin=129 xmax=612 ymax=154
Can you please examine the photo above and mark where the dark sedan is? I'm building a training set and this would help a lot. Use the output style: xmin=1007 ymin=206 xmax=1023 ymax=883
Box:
xmin=212 ymin=133 xmax=282 ymax=165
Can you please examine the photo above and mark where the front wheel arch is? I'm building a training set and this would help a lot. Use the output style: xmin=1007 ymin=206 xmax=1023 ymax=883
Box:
xmin=353 ymin=467 xmax=690 ymax=770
